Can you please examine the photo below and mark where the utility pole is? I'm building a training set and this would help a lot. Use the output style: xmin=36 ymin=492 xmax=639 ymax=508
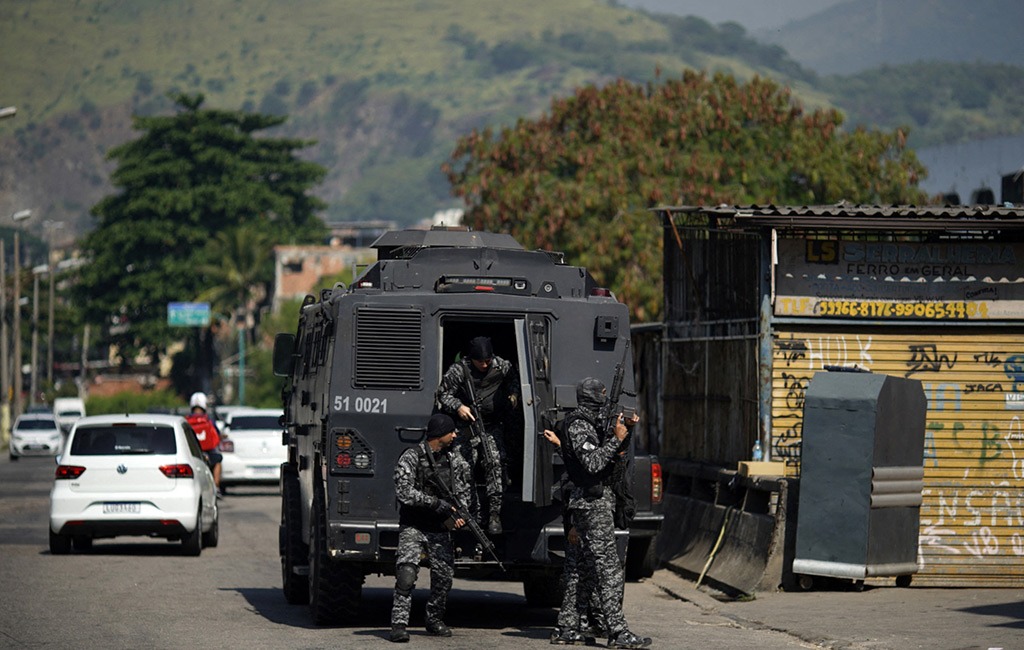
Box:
xmin=11 ymin=212 xmax=29 ymax=419
xmin=30 ymin=268 xmax=39 ymax=406
xmin=47 ymin=262 xmax=54 ymax=386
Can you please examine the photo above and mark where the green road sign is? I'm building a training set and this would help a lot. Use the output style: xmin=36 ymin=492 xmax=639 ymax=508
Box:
xmin=168 ymin=302 xmax=211 ymax=327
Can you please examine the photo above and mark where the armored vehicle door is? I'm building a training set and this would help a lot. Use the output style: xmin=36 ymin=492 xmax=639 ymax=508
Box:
xmin=517 ymin=315 xmax=554 ymax=506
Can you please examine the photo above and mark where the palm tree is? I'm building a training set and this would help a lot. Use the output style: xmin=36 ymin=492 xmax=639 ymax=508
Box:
xmin=195 ymin=224 xmax=275 ymax=403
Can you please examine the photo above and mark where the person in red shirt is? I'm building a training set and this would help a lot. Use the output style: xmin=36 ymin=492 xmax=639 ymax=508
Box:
xmin=186 ymin=391 xmax=223 ymax=496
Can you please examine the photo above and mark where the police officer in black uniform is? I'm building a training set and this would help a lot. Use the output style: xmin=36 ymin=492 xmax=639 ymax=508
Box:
xmin=389 ymin=413 xmax=472 ymax=643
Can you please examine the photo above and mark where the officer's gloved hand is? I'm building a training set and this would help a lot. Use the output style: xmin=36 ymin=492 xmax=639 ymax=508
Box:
xmin=433 ymin=498 xmax=454 ymax=516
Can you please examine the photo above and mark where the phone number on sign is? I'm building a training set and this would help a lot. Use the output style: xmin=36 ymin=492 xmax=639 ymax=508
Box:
xmin=817 ymin=300 xmax=989 ymax=319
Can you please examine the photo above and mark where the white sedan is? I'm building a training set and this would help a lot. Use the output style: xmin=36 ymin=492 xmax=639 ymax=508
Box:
xmin=49 ymin=413 xmax=219 ymax=556
xmin=10 ymin=413 xmax=64 ymax=460
xmin=219 ymin=408 xmax=286 ymax=491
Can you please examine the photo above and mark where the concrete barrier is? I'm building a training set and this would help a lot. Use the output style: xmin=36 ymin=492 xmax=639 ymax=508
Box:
xmin=655 ymin=460 xmax=798 ymax=595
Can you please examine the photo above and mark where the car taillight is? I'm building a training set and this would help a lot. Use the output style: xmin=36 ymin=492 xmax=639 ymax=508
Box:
xmin=650 ymin=461 xmax=663 ymax=505
xmin=55 ymin=465 xmax=87 ymax=480
xmin=219 ymin=438 xmax=234 ymax=453
xmin=159 ymin=464 xmax=195 ymax=478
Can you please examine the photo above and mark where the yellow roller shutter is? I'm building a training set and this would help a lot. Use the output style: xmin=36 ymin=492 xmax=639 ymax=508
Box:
xmin=772 ymin=327 xmax=1024 ymax=586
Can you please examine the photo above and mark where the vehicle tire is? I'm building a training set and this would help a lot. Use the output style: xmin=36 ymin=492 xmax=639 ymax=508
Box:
xmin=281 ymin=465 xmax=309 ymax=605
xmin=308 ymin=483 xmax=363 ymax=625
xmin=9 ymin=452 xmax=18 ymax=461
xmin=72 ymin=536 xmax=93 ymax=552
xmin=49 ymin=529 xmax=71 ymax=555
xmin=182 ymin=506 xmax=203 ymax=556
xmin=523 ymin=573 xmax=563 ymax=608
xmin=625 ymin=535 xmax=658 ymax=581
xmin=202 ymin=506 xmax=220 ymax=548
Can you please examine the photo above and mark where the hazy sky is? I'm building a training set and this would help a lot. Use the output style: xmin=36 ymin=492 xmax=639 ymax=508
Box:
xmin=618 ymin=0 xmax=845 ymax=32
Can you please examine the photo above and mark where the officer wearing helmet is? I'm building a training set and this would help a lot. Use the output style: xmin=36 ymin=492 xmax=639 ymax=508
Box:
xmin=389 ymin=413 xmax=472 ymax=643
xmin=548 ymin=377 xmax=651 ymax=648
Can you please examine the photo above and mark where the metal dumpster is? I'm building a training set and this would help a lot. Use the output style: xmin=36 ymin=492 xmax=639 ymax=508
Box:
xmin=792 ymin=369 xmax=926 ymax=589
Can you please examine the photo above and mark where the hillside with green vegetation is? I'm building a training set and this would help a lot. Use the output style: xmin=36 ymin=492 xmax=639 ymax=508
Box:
xmin=1 ymin=0 xmax=1021 ymax=235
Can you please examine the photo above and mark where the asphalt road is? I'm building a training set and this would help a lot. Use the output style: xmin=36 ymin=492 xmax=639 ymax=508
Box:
xmin=1 ymin=453 xmax=1021 ymax=649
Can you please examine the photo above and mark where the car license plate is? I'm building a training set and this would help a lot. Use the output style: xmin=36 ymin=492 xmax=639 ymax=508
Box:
xmin=102 ymin=502 xmax=141 ymax=514
xmin=252 ymin=466 xmax=276 ymax=475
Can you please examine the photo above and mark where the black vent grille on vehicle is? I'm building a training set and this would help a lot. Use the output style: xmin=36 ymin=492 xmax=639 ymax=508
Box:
xmin=354 ymin=308 xmax=423 ymax=389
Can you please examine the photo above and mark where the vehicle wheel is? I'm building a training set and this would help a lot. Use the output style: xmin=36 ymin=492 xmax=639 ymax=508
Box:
xmin=625 ymin=535 xmax=658 ymax=581
xmin=797 ymin=574 xmax=814 ymax=591
xmin=72 ymin=536 xmax=93 ymax=552
xmin=182 ymin=506 xmax=203 ymax=556
xmin=202 ymin=506 xmax=220 ymax=548
xmin=281 ymin=465 xmax=309 ymax=605
xmin=308 ymin=483 xmax=363 ymax=624
xmin=49 ymin=529 xmax=71 ymax=555
xmin=523 ymin=573 xmax=563 ymax=608
xmin=895 ymin=574 xmax=913 ymax=588
xmin=9 ymin=452 xmax=18 ymax=461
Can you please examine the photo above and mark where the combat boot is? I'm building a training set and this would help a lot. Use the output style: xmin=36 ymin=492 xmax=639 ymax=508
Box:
xmin=389 ymin=625 xmax=410 ymax=643
xmin=550 ymin=627 xmax=586 ymax=645
xmin=607 ymin=630 xmax=652 ymax=648
xmin=426 ymin=621 xmax=452 ymax=637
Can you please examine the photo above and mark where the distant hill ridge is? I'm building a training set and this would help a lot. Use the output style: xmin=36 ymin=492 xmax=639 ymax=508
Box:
xmin=759 ymin=0 xmax=1024 ymax=75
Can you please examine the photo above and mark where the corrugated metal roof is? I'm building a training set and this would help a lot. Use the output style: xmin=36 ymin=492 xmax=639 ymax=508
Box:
xmin=657 ymin=204 xmax=1024 ymax=232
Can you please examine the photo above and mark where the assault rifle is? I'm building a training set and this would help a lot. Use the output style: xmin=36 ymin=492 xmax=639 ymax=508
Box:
xmin=601 ymin=342 xmax=638 ymax=530
xmin=423 ymin=444 xmax=506 ymax=571
xmin=599 ymin=342 xmax=634 ymax=439
xmin=461 ymin=364 xmax=502 ymax=472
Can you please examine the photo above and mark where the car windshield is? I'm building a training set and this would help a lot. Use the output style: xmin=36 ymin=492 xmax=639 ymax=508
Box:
xmin=17 ymin=418 xmax=58 ymax=430
xmin=71 ymin=425 xmax=177 ymax=455
xmin=57 ymin=410 xmax=83 ymax=417
xmin=229 ymin=415 xmax=281 ymax=431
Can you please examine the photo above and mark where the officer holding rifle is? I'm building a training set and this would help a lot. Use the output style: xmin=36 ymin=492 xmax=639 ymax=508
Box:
xmin=436 ymin=336 xmax=519 ymax=535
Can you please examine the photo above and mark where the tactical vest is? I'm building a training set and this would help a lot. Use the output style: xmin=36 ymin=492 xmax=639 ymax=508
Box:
xmin=463 ymin=360 xmax=504 ymax=423
xmin=399 ymin=443 xmax=455 ymax=532
xmin=560 ymin=410 xmax=616 ymax=497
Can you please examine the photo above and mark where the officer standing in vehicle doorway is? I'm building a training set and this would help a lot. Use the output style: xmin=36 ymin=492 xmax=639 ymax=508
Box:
xmin=436 ymin=335 xmax=519 ymax=535
xmin=389 ymin=413 xmax=471 ymax=643
xmin=552 ymin=377 xmax=652 ymax=649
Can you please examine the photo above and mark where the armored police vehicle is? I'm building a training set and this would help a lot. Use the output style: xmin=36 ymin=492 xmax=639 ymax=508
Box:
xmin=273 ymin=227 xmax=663 ymax=624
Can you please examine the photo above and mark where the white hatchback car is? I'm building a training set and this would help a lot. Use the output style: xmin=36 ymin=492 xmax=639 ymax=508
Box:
xmin=10 ymin=413 xmax=64 ymax=460
xmin=219 ymin=408 xmax=286 ymax=490
xmin=49 ymin=413 xmax=219 ymax=556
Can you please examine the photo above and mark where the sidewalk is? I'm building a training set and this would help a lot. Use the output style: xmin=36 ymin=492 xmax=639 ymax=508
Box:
xmin=649 ymin=567 xmax=1022 ymax=650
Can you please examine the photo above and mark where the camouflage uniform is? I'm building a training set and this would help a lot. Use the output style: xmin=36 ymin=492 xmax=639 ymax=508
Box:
xmin=557 ymin=378 xmax=650 ymax=648
xmin=555 ymin=503 xmax=605 ymax=637
xmin=436 ymin=355 xmax=519 ymax=526
xmin=390 ymin=441 xmax=472 ymax=630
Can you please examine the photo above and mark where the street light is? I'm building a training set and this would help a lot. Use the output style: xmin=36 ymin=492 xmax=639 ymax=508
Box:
xmin=11 ymin=209 xmax=31 ymax=419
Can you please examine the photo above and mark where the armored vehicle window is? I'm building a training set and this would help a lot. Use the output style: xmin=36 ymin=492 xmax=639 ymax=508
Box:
xmin=353 ymin=307 xmax=423 ymax=390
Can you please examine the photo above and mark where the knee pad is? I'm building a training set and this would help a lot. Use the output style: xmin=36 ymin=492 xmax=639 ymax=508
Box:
xmin=395 ymin=562 xmax=419 ymax=596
